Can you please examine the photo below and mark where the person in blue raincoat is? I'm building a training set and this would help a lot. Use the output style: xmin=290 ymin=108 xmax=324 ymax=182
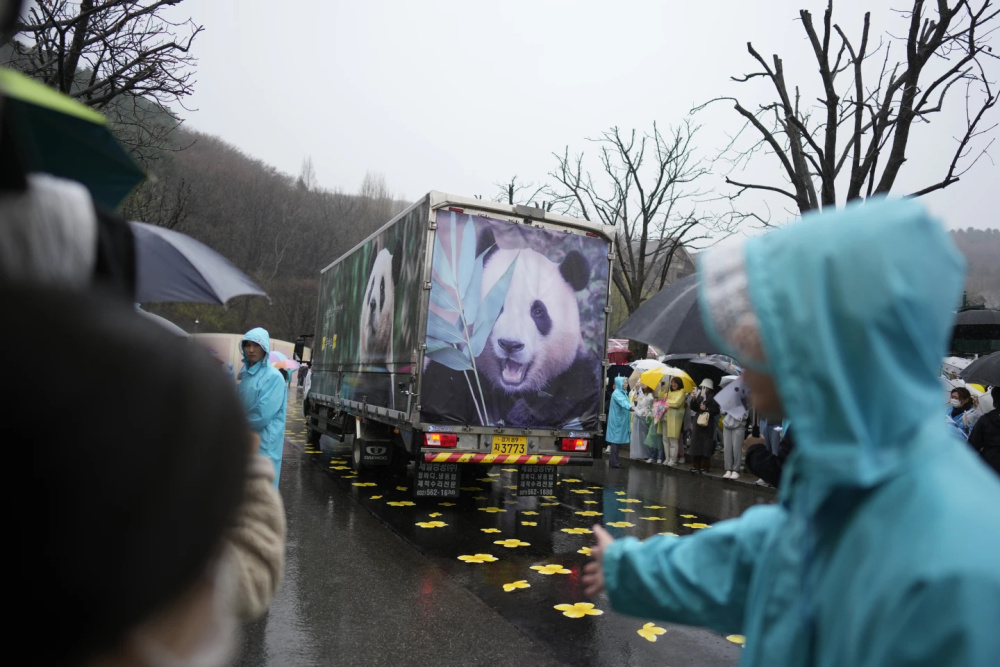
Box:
xmin=238 ymin=327 xmax=287 ymax=489
xmin=583 ymin=199 xmax=1000 ymax=666
xmin=605 ymin=376 xmax=632 ymax=468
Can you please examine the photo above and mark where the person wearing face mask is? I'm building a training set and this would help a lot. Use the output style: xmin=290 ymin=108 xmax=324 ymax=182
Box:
xmin=582 ymin=199 xmax=1000 ymax=666
xmin=947 ymin=387 xmax=981 ymax=441
xmin=12 ymin=285 xmax=262 ymax=667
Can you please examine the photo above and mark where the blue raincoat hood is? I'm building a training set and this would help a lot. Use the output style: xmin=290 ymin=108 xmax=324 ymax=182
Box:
xmin=707 ymin=199 xmax=966 ymax=506
xmin=614 ymin=376 xmax=625 ymax=392
xmin=241 ymin=327 xmax=271 ymax=371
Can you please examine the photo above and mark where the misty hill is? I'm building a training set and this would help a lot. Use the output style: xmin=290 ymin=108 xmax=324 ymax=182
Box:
xmin=950 ymin=228 xmax=1000 ymax=309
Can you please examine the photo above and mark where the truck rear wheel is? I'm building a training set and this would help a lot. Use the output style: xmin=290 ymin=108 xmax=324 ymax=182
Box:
xmin=351 ymin=437 xmax=366 ymax=471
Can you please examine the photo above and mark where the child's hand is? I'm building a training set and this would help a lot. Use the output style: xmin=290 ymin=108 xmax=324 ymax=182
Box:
xmin=582 ymin=524 xmax=615 ymax=597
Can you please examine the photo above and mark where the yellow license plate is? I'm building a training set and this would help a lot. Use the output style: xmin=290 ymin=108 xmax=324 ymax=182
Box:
xmin=492 ymin=435 xmax=527 ymax=456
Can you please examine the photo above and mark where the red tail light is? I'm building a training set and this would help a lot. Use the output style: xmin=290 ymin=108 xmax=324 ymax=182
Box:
xmin=560 ymin=438 xmax=589 ymax=452
xmin=424 ymin=433 xmax=457 ymax=448
xmin=447 ymin=207 xmax=465 ymax=213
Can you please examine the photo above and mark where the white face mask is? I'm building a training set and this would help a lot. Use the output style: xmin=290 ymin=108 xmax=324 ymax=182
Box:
xmin=949 ymin=398 xmax=962 ymax=408
xmin=136 ymin=561 xmax=239 ymax=667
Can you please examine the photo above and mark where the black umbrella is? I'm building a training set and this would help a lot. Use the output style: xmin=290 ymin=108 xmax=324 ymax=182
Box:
xmin=613 ymin=274 xmax=721 ymax=355
xmin=954 ymin=309 xmax=1000 ymax=326
xmin=130 ymin=221 xmax=268 ymax=305
xmin=959 ymin=354 xmax=999 ymax=387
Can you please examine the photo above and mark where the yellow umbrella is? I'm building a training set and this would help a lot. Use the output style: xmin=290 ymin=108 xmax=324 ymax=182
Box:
xmin=639 ymin=365 xmax=696 ymax=392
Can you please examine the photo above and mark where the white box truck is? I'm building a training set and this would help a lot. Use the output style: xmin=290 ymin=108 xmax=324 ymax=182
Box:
xmin=303 ymin=192 xmax=615 ymax=497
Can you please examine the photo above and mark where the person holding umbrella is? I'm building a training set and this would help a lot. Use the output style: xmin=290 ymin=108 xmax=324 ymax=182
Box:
xmin=238 ymin=327 xmax=288 ymax=488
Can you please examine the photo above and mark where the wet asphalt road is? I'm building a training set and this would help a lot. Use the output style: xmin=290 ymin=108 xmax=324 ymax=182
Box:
xmin=235 ymin=393 xmax=775 ymax=666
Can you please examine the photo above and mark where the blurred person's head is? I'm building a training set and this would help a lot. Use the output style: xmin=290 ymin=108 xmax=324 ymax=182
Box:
xmin=698 ymin=199 xmax=965 ymax=488
xmin=8 ymin=285 xmax=250 ymax=666
xmin=669 ymin=377 xmax=682 ymax=392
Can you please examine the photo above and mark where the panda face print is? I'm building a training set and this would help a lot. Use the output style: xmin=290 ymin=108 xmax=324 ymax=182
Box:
xmin=479 ymin=247 xmax=586 ymax=394
xmin=360 ymin=248 xmax=396 ymax=362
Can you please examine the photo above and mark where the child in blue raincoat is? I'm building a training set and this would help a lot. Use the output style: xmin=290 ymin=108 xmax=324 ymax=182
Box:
xmin=583 ymin=200 xmax=1000 ymax=666
xmin=605 ymin=376 xmax=632 ymax=468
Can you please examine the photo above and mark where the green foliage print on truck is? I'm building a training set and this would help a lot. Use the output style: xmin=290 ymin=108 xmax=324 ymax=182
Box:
xmin=312 ymin=201 xmax=427 ymax=411
xmin=420 ymin=210 xmax=610 ymax=430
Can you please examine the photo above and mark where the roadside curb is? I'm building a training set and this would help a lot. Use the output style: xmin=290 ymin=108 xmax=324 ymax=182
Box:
xmin=608 ymin=452 xmax=777 ymax=492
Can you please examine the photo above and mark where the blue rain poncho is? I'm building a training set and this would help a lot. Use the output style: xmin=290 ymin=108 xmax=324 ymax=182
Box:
xmin=605 ymin=376 xmax=632 ymax=445
xmin=600 ymin=200 xmax=1000 ymax=666
xmin=237 ymin=327 xmax=287 ymax=488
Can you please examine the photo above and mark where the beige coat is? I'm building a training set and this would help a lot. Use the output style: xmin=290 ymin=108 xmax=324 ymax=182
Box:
xmin=225 ymin=451 xmax=287 ymax=622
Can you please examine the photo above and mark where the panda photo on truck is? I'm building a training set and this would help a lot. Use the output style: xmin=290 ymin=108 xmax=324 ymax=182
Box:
xmin=420 ymin=214 xmax=606 ymax=430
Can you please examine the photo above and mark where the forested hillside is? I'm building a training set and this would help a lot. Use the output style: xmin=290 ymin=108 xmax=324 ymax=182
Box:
xmin=139 ymin=129 xmax=406 ymax=341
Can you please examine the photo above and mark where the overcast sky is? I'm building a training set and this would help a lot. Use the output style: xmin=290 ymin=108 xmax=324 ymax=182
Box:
xmin=173 ymin=0 xmax=999 ymax=233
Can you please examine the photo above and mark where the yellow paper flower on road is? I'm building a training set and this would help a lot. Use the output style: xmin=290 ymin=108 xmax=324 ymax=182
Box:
xmin=554 ymin=602 xmax=603 ymax=618
xmin=387 ymin=500 xmax=416 ymax=507
xmin=617 ymin=498 xmax=641 ymax=503
xmin=370 ymin=495 xmax=383 ymax=500
xmin=522 ymin=510 xmax=539 ymax=515
xmin=680 ymin=514 xmax=697 ymax=518
xmin=416 ymin=521 xmax=447 ymax=528
xmin=644 ymin=505 xmax=667 ymax=510
xmin=460 ymin=486 xmax=483 ymax=492
xmin=563 ymin=478 xmax=582 ymax=483
xmin=620 ymin=509 xmax=635 ymax=513
xmin=439 ymin=502 xmax=456 ymax=507
xmin=683 ymin=522 xmax=711 ymax=529
xmin=343 ymin=475 xmax=357 ymax=479
xmin=505 ymin=500 xmax=519 ymax=505
xmin=561 ymin=527 xmax=593 ymax=534
xmin=638 ymin=622 xmax=666 ymax=642
xmin=615 ymin=491 xmax=626 ymax=495
xmin=488 ymin=473 xmax=500 ymax=477
xmin=607 ymin=521 xmax=634 ymax=528
xmin=504 ymin=485 xmax=518 ymax=490
xmin=330 ymin=465 xmax=350 ymax=470
xmin=503 ymin=580 xmax=531 ymax=592
xmin=457 ymin=553 xmax=498 ymax=564
xmin=494 ymin=539 xmax=530 ymax=548
xmin=429 ymin=512 xmax=442 ymax=517
xmin=480 ymin=528 xmax=502 ymax=533
xmin=396 ymin=486 xmax=408 ymax=492
xmin=479 ymin=507 xmax=506 ymax=513
xmin=532 ymin=564 xmax=571 ymax=575
xmin=540 ymin=502 xmax=559 ymax=506
xmin=727 ymin=635 xmax=746 ymax=645
xmin=583 ymin=500 xmax=599 ymax=505
xmin=588 ymin=486 xmax=603 ymax=490
xmin=521 ymin=521 xmax=537 ymax=526
xmin=502 ymin=468 xmax=518 ymax=472
xmin=570 ymin=489 xmax=593 ymax=495
xmin=542 ymin=495 xmax=556 ymax=499
xmin=575 ymin=510 xmax=602 ymax=517
xmin=477 ymin=478 xmax=494 ymax=483
xmin=577 ymin=546 xmax=592 ymax=556
xmin=640 ymin=516 xmax=666 ymax=521
xmin=352 ymin=482 xmax=376 ymax=487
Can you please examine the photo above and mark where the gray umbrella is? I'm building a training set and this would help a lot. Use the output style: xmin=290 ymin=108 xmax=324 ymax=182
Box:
xmin=129 ymin=221 xmax=268 ymax=305
xmin=613 ymin=274 xmax=721 ymax=355
xmin=959 ymin=353 xmax=999 ymax=387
